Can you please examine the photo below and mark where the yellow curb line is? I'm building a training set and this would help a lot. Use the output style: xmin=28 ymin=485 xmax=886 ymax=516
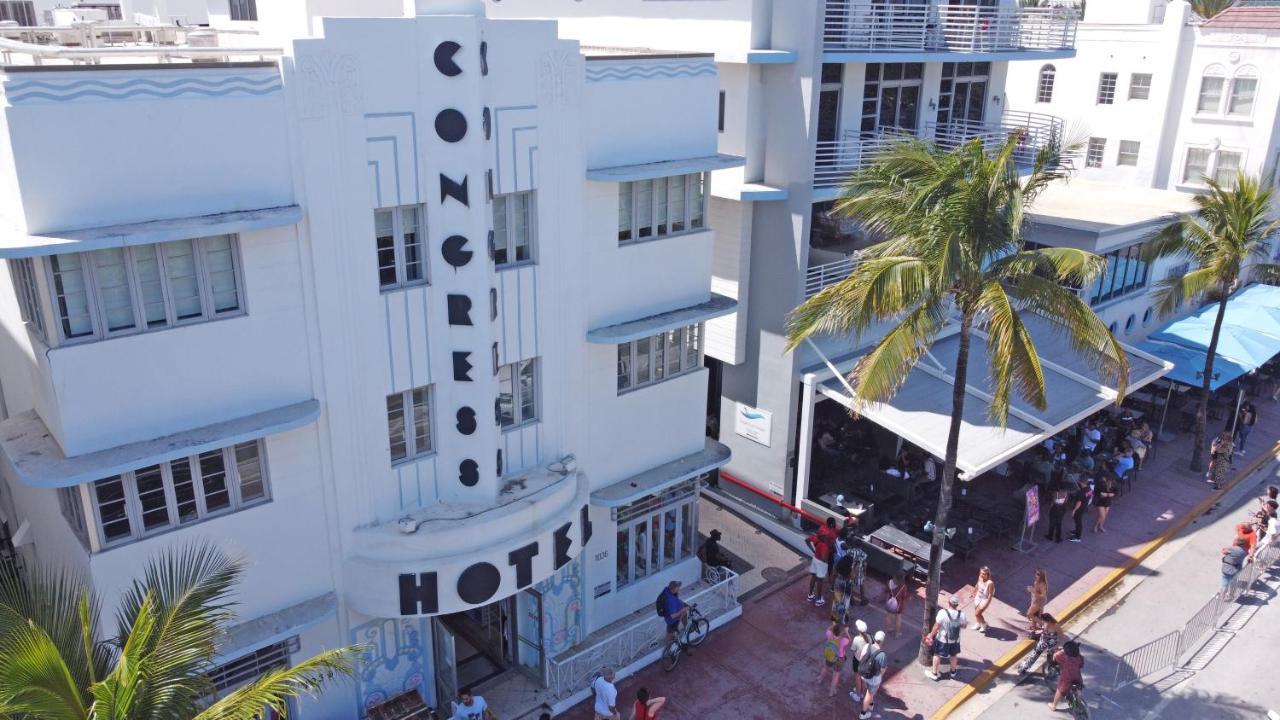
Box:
xmin=931 ymin=440 xmax=1280 ymax=720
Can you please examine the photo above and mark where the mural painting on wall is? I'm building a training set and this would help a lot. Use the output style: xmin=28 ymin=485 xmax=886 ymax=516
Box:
xmin=537 ymin=557 xmax=584 ymax=657
xmin=352 ymin=617 xmax=431 ymax=716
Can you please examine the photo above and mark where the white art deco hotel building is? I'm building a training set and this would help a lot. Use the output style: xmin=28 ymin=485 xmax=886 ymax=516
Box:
xmin=0 ymin=1 xmax=739 ymax=717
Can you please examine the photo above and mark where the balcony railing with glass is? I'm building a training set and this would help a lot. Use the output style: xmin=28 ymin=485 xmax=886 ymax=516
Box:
xmin=823 ymin=3 xmax=1077 ymax=55
xmin=813 ymin=111 xmax=1063 ymax=189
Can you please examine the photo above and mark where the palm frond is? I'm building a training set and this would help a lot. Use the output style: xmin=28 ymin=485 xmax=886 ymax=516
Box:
xmin=785 ymin=257 xmax=930 ymax=349
xmin=0 ymin=618 xmax=90 ymax=720
xmin=1151 ymin=266 xmax=1220 ymax=318
xmin=845 ymin=300 xmax=948 ymax=412
xmin=0 ymin=557 xmax=107 ymax=698
xmin=974 ymin=282 xmax=1046 ymax=423
xmin=194 ymin=648 xmax=361 ymax=720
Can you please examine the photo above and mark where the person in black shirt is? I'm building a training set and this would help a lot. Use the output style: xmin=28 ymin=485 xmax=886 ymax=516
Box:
xmin=700 ymin=529 xmax=729 ymax=570
xmin=1068 ymin=475 xmax=1091 ymax=543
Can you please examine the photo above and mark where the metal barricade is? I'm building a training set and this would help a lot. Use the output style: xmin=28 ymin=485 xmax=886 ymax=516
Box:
xmin=1110 ymin=630 xmax=1180 ymax=690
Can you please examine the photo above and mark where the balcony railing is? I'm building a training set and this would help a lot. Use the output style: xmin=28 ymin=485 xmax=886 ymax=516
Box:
xmin=806 ymin=256 xmax=860 ymax=298
xmin=813 ymin=112 xmax=1063 ymax=189
xmin=926 ymin=110 xmax=1064 ymax=164
xmin=823 ymin=3 xmax=1077 ymax=55
xmin=0 ymin=24 xmax=278 ymax=65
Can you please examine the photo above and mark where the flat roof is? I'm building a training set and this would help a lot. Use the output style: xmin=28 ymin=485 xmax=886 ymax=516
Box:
xmin=1027 ymin=179 xmax=1198 ymax=233
xmin=581 ymin=45 xmax=714 ymax=60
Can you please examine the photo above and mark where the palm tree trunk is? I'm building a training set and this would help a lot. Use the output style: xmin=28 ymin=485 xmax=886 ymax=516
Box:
xmin=917 ymin=312 xmax=973 ymax=665
xmin=1190 ymin=291 xmax=1230 ymax=472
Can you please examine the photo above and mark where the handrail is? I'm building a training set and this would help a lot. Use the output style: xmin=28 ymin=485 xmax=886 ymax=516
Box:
xmin=0 ymin=30 xmax=280 ymax=65
xmin=805 ymin=256 xmax=859 ymax=298
xmin=824 ymin=3 xmax=1077 ymax=54
xmin=718 ymin=469 xmax=822 ymax=524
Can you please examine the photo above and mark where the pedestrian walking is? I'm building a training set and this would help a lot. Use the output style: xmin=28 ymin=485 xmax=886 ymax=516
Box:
xmin=452 ymin=690 xmax=495 ymax=720
xmin=1068 ymin=474 xmax=1091 ymax=543
xmin=1026 ymin=568 xmax=1048 ymax=636
xmin=886 ymin=571 xmax=909 ymax=638
xmin=805 ymin=518 xmax=838 ymax=606
xmin=925 ymin=595 xmax=967 ymax=681
xmin=972 ymin=566 xmax=994 ymax=632
xmin=591 ymin=670 xmax=620 ymax=720
xmin=1045 ymin=482 xmax=1069 ymax=543
xmin=1235 ymin=400 xmax=1258 ymax=455
xmin=817 ymin=621 xmax=851 ymax=696
xmin=832 ymin=551 xmax=854 ymax=623
xmin=1208 ymin=430 xmax=1234 ymax=489
xmin=630 ymin=688 xmax=665 ymax=720
xmin=1092 ymin=473 xmax=1116 ymax=533
xmin=1220 ymin=537 xmax=1248 ymax=600
xmin=850 ymin=631 xmax=887 ymax=720
xmin=1047 ymin=641 xmax=1085 ymax=712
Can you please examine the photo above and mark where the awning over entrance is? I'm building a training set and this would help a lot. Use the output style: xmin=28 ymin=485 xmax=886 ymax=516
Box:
xmin=1137 ymin=283 xmax=1280 ymax=391
xmin=807 ymin=314 xmax=1171 ymax=478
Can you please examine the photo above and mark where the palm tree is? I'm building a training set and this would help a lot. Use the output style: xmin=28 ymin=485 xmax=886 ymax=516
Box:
xmin=1189 ymin=0 xmax=1235 ymax=20
xmin=0 ymin=543 xmax=361 ymax=719
xmin=787 ymin=135 xmax=1129 ymax=662
xmin=1143 ymin=172 xmax=1280 ymax=472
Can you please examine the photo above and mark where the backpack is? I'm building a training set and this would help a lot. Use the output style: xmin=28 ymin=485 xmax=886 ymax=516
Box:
xmin=822 ymin=636 xmax=840 ymax=664
xmin=655 ymin=590 xmax=667 ymax=618
xmin=941 ymin=609 xmax=964 ymax=642
xmin=860 ymin=649 xmax=884 ymax=679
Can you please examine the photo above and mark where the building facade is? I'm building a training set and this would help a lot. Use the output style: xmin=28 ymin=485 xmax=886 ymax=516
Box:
xmin=486 ymin=0 xmax=1085 ymax=514
xmin=0 ymin=1 xmax=737 ymax=717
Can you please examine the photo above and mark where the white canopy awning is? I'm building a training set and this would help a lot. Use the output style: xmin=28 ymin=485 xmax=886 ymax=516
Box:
xmin=806 ymin=314 xmax=1172 ymax=479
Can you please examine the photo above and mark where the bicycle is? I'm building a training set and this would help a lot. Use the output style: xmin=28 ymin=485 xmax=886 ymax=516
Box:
xmin=1015 ymin=630 xmax=1058 ymax=681
xmin=662 ymin=604 xmax=710 ymax=671
xmin=1065 ymin=681 xmax=1089 ymax=720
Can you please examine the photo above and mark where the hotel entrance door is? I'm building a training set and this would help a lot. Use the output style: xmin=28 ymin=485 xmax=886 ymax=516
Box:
xmin=433 ymin=589 xmax=545 ymax=704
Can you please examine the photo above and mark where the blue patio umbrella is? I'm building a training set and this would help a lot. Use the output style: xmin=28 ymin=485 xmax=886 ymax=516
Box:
xmin=1135 ymin=339 xmax=1250 ymax=391
xmin=1150 ymin=320 xmax=1280 ymax=369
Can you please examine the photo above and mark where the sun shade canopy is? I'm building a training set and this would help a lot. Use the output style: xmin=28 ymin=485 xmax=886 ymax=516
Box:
xmin=810 ymin=314 xmax=1171 ymax=478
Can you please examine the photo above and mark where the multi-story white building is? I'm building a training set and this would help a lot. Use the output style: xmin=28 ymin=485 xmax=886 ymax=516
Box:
xmin=0 ymin=1 xmax=740 ymax=717
xmin=483 ymin=0 xmax=1178 ymax=521
xmin=1003 ymin=0 xmax=1280 ymax=346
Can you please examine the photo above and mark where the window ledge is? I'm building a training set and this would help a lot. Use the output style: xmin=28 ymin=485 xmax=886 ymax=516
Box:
xmin=380 ymin=280 xmax=430 ymax=294
xmin=588 ymin=293 xmax=737 ymax=344
xmin=1190 ymin=114 xmax=1253 ymax=126
xmin=0 ymin=400 xmax=319 ymax=489
xmin=496 ymin=260 xmax=537 ymax=272
xmin=391 ymin=450 xmax=437 ymax=468
xmin=591 ymin=438 xmax=731 ymax=508
xmin=501 ymin=419 xmax=539 ymax=434
xmin=617 ymin=366 xmax=704 ymax=396
xmin=618 ymin=226 xmax=710 ymax=248
xmin=53 ymin=309 xmax=248 ymax=349
xmin=94 ymin=498 xmax=273 ymax=554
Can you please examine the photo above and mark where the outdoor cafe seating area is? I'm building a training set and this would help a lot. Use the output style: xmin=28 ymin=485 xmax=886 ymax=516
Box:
xmin=800 ymin=371 xmax=1258 ymax=579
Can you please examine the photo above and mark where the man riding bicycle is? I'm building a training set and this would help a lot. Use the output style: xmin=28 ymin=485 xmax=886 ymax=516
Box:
xmin=1048 ymin=640 xmax=1085 ymax=712
xmin=660 ymin=581 xmax=689 ymax=645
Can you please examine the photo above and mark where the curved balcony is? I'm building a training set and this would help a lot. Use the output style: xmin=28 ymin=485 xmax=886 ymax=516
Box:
xmin=824 ymin=3 xmax=1077 ymax=60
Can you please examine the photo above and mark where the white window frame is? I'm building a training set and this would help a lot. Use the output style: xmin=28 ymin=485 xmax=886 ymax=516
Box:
xmin=1116 ymin=140 xmax=1140 ymax=167
xmin=1035 ymin=64 xmax=1055 ymax=103
xmin=1180 ymin=145 xmax=1246 ymax=188
xmin=1128 ymin=73 xmax=1152 ymax=100
xmin=9 ymin=257 xmax=47 ymax=342
xmin=1195 ymin=65 xmax=1226 ymax=115
xmin=39 ymin=236 xmax=246 ymax=346
xmin=616 ymin=324 xmax=703 ymax=394
xmin=1096 ymin=72 xmax=1118 ymax=105
xmin=375 ymin=205 xmax=428 ymax=291
xmin=491 ymin=191 xmax=536 ymax=269
xmin=497 ymin=357 xmax=539 ymax=430
xmin=71 ymin=440 xmax=270 ymax=551
xmin=387 ymin=384 xmax=434 ymax=465
xmin=1085 ymin=137 xmax=1106 ymax=168
xmin=1225 ymin=67 xmax=1258 ymax=119
xmin=617 ymin=173 xmax=708 ymax=245
xmin=614 ymin=479 xmax=698 ymax=589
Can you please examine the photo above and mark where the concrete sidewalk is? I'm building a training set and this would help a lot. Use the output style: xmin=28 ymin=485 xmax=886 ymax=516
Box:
xmin=555 ymin=401 xmax=1280 ymax=720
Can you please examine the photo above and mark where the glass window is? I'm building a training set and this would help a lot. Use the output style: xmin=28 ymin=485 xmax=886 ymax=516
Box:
xmin=375 ymin=205 xmax=428 ymax=290
xmin=131 ymin=246 xmax=167 ymax=328
xmin=1214 ymin=151 xmax=1242 ymax=187
xmin=10 ymin=257 xmax=47 ymax=341
xmin=1097 ymin=72 xmax=1117 ymax=104
xmin=497 ymin=358 xmax=538 ymax=432
xmin=614 ymin=479 xmax=699 ymax=588
xmin=1197 ymin=73 xmax=1224 ymax=113
xmin=616 ymin=324 xmax=703 ymax=393
xmin=201 ymin=235 xmax=241 ymax=314
xmin=493 ymin=192 xmax=535 ymax=268
xmin=1128 ymin=73 xmax=1152 ymax=100
xmin=1227 ymin=76 xmax=1256 ymax=117
xmin=1182 ymin=147 xmax=1211 ymax=184
xmin=80 ymin=441 xmax=270 ymax=550
xmin=1086 ymin=138 xmax=1106 ymax=168
xmin=497 ymin=362 xmax=515 ymax=427
xmin=1090 ymin=242 xmax=1152 ymax=305
xmin=1117 ymin=140 xmax=1140 ymax=167
xmin=164 ymin=240 xmax=202 ymax=320
xmin=618 ymin=174 xmax=706 ymax=245
xmin=229 ymin=0 xmax=257 ymax=21
xmin=49 ymin=254 xmax=93 ymax=339
xmin=92 ymin=248 xmax=135 ymax=333
xmin=1036 ymin=64 xmax=1055 ymax=103
xmin=387 ymin=384 xmax=433 ymax=463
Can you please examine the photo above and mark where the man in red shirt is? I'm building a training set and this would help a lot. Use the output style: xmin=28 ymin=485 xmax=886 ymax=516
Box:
xmin=806 ymin=517 xmax=838 ymax=606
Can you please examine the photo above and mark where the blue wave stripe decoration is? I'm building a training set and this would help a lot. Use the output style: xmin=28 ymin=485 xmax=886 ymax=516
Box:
xmin=585 ymin=62 xmax=717 ymax=83
xmin=6 ymin=74 xmax=282 ymax=104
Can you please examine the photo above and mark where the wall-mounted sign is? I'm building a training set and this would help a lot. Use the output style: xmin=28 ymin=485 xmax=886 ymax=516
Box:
xmin=734 ymin=403 xmax=772 ymax=447
xmin=593 ymin=582 xmax=612 ymax=599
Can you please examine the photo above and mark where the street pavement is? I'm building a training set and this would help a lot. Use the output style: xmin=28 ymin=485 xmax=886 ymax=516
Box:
xmin=954 ymin=458 xmax=1280 ymax=720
